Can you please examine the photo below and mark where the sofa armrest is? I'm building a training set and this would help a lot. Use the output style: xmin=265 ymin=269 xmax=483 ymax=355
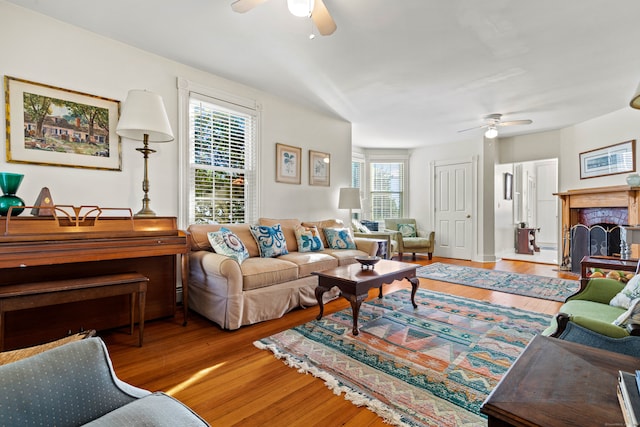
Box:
xmin=552 ymin=319 xmax=640 ymax=357
xmin=353 ymin=237 xmax=380 ymax=256
xmin=189 ymin=251 xmax=244 ymax=296
xmin=550 ymin=312 xmax=629 ymax=339
xmin=566 ymin=277 xmax=625 ymax=304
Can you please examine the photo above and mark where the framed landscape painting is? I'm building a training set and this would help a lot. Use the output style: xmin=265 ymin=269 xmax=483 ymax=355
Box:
xmin=4 ymin=76 xmax=121 ymax=170
xmin=275 ymin=143 xmax=301 ymax=184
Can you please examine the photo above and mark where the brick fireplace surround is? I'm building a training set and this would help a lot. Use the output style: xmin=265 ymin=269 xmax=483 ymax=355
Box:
xmin=555 ymin=185 xmax=640 ymax=260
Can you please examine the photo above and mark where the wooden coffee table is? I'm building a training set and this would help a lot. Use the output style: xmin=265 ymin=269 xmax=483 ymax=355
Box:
xmin=312 ymin=259 xmax=419 ymax=335
xmin=481 ymin=334 xmax=640 ymax=426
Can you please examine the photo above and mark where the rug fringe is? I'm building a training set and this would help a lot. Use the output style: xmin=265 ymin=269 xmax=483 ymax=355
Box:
xmin=254 ymin=340 xmax=412 ymax=427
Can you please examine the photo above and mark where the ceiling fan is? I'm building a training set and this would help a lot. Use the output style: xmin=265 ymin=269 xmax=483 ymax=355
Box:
xmin=458 ymin=113 xmax=533 ymax=139
xmin=231 ymin=0 xmax=337 ymax=36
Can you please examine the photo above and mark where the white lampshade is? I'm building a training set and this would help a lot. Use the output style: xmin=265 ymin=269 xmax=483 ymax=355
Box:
xmin=116 ymin=90 xmax=174 ymax=142
xmin=484 ymin=126 xmax=498 ymax=139
xmin=338 ymin=187 xmax=361 ymax=210
xmin=287 ymin=0 xmax=314 ymax=17
xmin=631 ymin=82 xmax=640 ymax=110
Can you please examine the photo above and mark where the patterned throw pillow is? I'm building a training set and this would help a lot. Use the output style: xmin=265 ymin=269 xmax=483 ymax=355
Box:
xmin=323 ymin=227 xmax=356 ymax=250
xmin=249 ymin=224 xmax=289 ymax=258
xmin=610 ymin=274 xmax=640 ymax=309
xmin=294 ymin=225 xmax=324 ymax=253
xmin=397 ymin=223 xmax=417 ymax=238
xmin=613 ymin=298 xmax=640 ymax=327
xmin=207 ymin=228 xmax=250 ymax=264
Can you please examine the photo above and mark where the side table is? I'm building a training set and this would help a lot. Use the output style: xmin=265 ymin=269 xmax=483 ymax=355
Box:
xmin=481 ymin=335 xmax=639 ymax=426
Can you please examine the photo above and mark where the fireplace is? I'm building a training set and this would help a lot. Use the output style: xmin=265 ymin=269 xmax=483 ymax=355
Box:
xmin=555 ymin=185 xmax=640 ymax=270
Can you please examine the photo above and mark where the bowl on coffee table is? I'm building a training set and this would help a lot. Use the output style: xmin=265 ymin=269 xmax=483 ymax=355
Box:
xmin=355 ymin=256 xmax=381 ymax=270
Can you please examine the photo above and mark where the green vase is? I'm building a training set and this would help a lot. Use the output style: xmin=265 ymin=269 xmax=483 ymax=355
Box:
xmin=0 ymin=172 xmax=25 ymax=216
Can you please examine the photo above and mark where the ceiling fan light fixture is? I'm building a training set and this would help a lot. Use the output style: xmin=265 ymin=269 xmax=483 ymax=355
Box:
xmin=485 ymin=126 xmax=498 ymax=139
xmin=287 ymin=0 xmax=314 ymax=17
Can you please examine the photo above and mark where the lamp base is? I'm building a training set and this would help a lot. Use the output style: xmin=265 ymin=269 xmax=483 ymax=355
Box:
xmin=135 ymin=201 xmax=156 ymax=217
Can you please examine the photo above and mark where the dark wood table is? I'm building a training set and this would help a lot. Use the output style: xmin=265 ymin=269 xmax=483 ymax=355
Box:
xmin=312 ymin=259 xmax=419 ymax=335
xmin=481 ymin=334 xmax=640 ymax=427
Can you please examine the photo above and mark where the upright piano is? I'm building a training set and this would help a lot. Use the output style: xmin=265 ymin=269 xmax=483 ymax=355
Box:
xmin=0 ymin=206 xmax=189 ymax=350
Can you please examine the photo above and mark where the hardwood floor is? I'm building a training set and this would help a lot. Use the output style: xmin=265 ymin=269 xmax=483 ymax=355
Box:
xmin=100 ymin=257 xmax=575 ymax=426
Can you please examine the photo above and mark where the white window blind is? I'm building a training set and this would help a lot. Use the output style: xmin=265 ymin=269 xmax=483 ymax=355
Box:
xmin=370 ymin=162 xmax=404 ymax=220
xmin=189 ymin=95 xmax=256 ymax=224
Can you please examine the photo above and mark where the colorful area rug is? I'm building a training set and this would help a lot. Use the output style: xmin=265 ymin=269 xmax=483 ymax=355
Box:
xmin=255 ymin=289 xmax=551 ymax=426
xmin=416 ymin=262 xmax=579 ymax=302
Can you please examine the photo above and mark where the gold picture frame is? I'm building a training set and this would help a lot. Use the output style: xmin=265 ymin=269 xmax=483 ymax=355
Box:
xmin=4 ymin=76 xmax=121 ymax=170
xmin=275 ymin=143 xmax=301 ymax=184
xmin=309 ymin=150 xmax=330 ymax=186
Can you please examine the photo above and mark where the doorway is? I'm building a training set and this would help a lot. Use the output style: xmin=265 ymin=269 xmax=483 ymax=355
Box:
xmin=495 ymin=159 xmax=558 ymax=264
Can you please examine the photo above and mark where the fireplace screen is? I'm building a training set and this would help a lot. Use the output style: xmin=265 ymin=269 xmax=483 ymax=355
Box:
xmin=570 ymin=224 xmax=621 ymax=273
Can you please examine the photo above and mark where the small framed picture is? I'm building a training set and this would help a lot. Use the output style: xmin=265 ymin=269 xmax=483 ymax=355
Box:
xmin=275 ymin=143 xmax=301 ymax=184
xmin=309 ymin=150 xmax=330 ymax=186
xmin=4 ymin=76 xmax=121 ymax=170
xmin=504 ymin=172 xmax=513 ymax=200
xmin=579 ymin=140 xmax=636 ymax=179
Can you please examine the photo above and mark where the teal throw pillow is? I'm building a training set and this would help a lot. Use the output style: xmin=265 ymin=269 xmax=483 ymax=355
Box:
xmin=295 ymin=225 xmax=324 ymax=253
xmin=207 ymin=228 xmax=249 ymax=264
xmin=398 ymin=223 xmax=417 ymax=238
xmin=249 ymin=223 xmax=289 ymax=258
xmin=323 ymin=227 xmax=356 ymax=250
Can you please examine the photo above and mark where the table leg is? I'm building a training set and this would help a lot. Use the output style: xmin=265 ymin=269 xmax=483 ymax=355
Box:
xmin=315 ymin=284 xmax=331 ymax=320
xmin=349 ymin=293 xmax=368 ymax=336
xmin=378 ymin=286 xmax=383 ymax=299
xmin=408 ymin=276 xmax=419 ymax=309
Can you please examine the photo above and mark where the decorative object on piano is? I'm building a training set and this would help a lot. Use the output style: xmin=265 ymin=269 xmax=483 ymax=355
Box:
xmin=4 ymin=76 xmax=121 ymax=171
xmin=116 ymin=90 xmax=174 ymax=217
xmin=0 ymin=172 xmax=25 ymax=216
xmin=628 ymin=174 xmax=640 ymax=187
xmin=30 ymin=187 xmax=54 ymax=217
xmin=579 ymin=140 xmax=636 ymax=180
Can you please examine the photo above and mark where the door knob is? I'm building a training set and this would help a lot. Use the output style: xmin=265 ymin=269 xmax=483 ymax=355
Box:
xmin=466 ymin=214 xmax=471 ymax=218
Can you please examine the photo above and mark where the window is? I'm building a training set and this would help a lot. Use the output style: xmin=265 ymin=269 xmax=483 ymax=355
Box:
xmin=370 ymin=162 xmax=404 ymax=220
xmin=188 ymin=94 xmax=257 ymax=224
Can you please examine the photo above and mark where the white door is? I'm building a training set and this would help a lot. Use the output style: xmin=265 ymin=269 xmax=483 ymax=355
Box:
xmin=535 ymin=161 xmax=558 ymax=247
xmin=434 ymin=162 xmax=473 ymax=259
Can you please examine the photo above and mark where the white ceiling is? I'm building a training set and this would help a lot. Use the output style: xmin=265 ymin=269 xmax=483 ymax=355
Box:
xmin=7 ymin=0 xmax=640 ymax=148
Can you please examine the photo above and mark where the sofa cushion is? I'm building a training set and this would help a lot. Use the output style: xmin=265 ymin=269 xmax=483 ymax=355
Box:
xmin=322 ymin=248 xmax=369 ymax=266
xmin=294 ymin=225 xmax=324 ymax=252
xmin=250 ymin=224 xmax=289 ymax=258
xmin=188 ymin=223 xmax=260 ymax=257
xmin=402 ymin=237 xmax=432 ymax=249
xmin=560 ymin=299 xmax=626 ymax=324
xmin=258 ymin=218 xmax=301 ymax=253
xmin=610 ymin=274 xmax=640 ymax=309
xmin=397 ymin=223 xmax=417 ymax=237
xmin=240 ymin=257 xmax=299 ymax=291
xmin=323 ymin=227 xmax=356 ymax=249
xmin=207 ymin=229 xmax=249 ymax=264
xmin=279 ymin=251 xmax=338 ymax=277
xmin=301 ymin=219 xmax=345 ymax=248
xmin=84 ymin=392 xmax=209 ymax=426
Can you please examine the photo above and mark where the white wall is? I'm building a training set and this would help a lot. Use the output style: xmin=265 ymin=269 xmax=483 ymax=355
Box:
xmin=0 ymin=1 xmax=352 ymax=224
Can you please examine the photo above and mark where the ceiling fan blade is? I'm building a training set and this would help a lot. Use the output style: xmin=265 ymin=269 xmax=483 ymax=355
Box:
xmin=231 ymin=0 xmax=268 ymax=13
xmin=312 ymin=0 xmax=337 ymax=35
xmin=457 ymin=124 xmax=488 ymax=133
xmin=498 ymin=119 xmax=533 ymax=127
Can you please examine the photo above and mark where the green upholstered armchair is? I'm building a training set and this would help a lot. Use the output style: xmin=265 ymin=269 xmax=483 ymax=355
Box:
xmin=542 ymin=278 xmax=640 ymax=356
xmin=0 ymin=337 xmax=209 ymax=426
xmin=384 ymin=218 xmax=435 ymax=260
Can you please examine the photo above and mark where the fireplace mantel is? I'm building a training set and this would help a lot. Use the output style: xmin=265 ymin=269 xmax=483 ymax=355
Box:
xmin=555 ymin=185 xmax=640 ymax=260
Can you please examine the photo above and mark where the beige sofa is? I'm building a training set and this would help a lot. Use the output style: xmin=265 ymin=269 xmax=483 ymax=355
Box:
xmin=187 ymin=218 xmax=379 ymax=330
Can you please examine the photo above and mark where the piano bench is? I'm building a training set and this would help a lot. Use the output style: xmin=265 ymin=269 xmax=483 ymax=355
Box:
xmin=0 ymin=272 xmax=149 ymax=351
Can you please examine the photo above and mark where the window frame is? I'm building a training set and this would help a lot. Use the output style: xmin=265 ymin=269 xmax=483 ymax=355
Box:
xmin=177 ymin=78 xmax=261 ymax=229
